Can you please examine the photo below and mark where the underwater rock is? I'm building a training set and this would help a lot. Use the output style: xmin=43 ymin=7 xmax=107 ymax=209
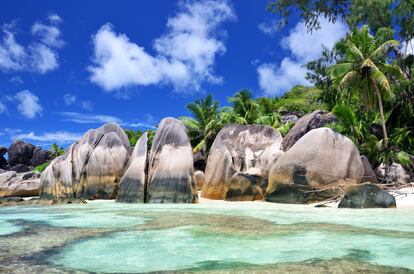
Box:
xmin=117 ymin=133 xmax=148 ymax=203
xmin=338 ymin=183 xmax=396 ymax=208
xmin=266 ymin=128 xmax=364 ymax=204
xmin=146 ymin=118 xmax=198 ymax=203
xmin=202 ymin=124 xmax=283 ymax=200
xmin=282 ymin=110 xmax=336 ymax=151
xmin=39 ymin=122 xmax=130 ymax=200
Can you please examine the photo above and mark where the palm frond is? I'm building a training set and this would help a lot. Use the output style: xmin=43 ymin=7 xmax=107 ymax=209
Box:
xmin=370 ymin=40 xmax=399 ymax=60
xmin=339 ymin=70 xmax=358 ymax=91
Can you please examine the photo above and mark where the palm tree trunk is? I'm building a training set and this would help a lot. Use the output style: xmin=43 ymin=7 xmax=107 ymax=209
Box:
xmin=373 ymin=83 xmax=389 ymax=149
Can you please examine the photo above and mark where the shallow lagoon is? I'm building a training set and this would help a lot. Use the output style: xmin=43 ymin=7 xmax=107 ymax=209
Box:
xmin=0 ymin=201 xmax=413 ymax=273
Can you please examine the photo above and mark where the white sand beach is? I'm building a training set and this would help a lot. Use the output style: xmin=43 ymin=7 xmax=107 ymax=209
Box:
xmin=197 ymin=187 xmax=414 ymax=209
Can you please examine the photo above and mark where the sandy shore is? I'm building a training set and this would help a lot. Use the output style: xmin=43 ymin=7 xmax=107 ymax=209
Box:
xmin=13 ymin=186 xmax=414 ymax=209
xmin=198 ymin=186 xmax=414 ymax=209
xmin=389 ymin=185 xmax=414 ymax=208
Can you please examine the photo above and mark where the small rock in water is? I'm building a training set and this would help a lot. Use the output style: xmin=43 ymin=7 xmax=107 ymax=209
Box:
xmin=338 ymin=183 xmax=396 ymax=208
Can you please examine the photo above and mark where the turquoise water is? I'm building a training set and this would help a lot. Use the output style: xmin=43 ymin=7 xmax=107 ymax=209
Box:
xmin=1 ymin=201 xmax=414 ymax=273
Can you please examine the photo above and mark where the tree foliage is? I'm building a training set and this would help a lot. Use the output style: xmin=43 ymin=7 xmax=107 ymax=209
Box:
xmin=180 ymin=94 xmax=222 ymax=154
xmin=49 ymin=143 xmax=64 ymax=158
xmin=267 ymin=0 xmax=414 ymax=42
xmin=329 ymin=25 xmax=401 ymax=149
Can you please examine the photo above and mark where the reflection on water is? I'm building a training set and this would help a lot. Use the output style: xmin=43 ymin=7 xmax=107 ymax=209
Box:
xmin=0 ymin=201 xmax=413 ymax=273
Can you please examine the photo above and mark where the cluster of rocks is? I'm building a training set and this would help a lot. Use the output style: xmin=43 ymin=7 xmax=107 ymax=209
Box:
xmin=39 ymin=118 xmax=197 ymax=203
xmin=117 ymin=118 xmax=198 ymax=203
xmin=0 ymin=141 xmax=52 ymax=198
xmin=201 ymin=124 xmax=283 ymax=201
xmin=199 ymin=110 xmax=404 ymax=208
xmin=0 ymin=141 xmax=51 ymax=172
xmin=1 ymin=108 xmax=410 ymax=209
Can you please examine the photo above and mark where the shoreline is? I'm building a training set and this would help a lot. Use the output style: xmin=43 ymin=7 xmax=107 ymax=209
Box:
xmin=197 ymin=188 xmax=414 ymax=209
xmin=6 ymin=186 xmax=414 ymax=209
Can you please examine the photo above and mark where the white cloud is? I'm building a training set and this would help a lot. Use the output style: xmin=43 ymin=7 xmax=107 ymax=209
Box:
xmin=9 ymin=76 xmax=23 ymax=85
xmin=4 ymin=128 xmax=22 ymax=134
xmin=0 ymin=15 xmax=63 ymax=74
xmin=13 ymin=131 xmax=81 ymax=144
xmin=64 ymin=93 xmax=76 ymax=105
xmin=257 ymin=16 xmax=348 ymax=96
xmin=48 ymin=14 xmax=62 ymax=24
xmin=0 ymin=100 xmax=7 ymax=113
xmin=402 ymin=39 xmax=414 ymax=56
xmin=123 ymin=122 xmax=156 ymax=129
xmin=258 ymin=20 xmax=277 ymax=36
xmin=57 ymin=111 xmax=156 ymax=129
xmin=81 ymin=101 xmax=93 ymax=111
xmin=58 ymin=111 xmax=121 ymax=124
xmin=14 ymin=90 xmax=43 ymax=119
xmin=88 ymin=0 xmax=235 ymax=92
xmin=32 ymin=16 xmax=64 ymax=48
xmin=258 ymin=60 xmax=308 ymax=97
xmin=281 ymin=17 xmax=348 ymax=63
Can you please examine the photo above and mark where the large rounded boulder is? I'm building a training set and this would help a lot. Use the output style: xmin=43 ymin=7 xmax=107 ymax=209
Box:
xmin=39 ymin=123 xmax=130 ymax=200
xmin=201 ymin=124 xmax=283 ymax=200
xmin=146 ymin=118 xmax=198 ymax=203
xmin=117 ymin=133 xmax=148 ymax=203
xmin=7 ymin=140 xmax=35 ymax=167
xmin=0 ymin=171 xmax=41 ymax=197
xmin=30 ymin=147 xmax=52 ymax=167
xmin=265 ymin=128 xmax=364 ymax=204
xmin=282 ymin=110 xmax=336 ymax=151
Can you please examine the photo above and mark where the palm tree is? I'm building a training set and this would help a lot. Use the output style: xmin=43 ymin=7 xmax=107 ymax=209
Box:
xmin=255 ymin=97 xmax=281 ymax=128
xmin=329 ymin=25 xmax=402 ymax=149
xmin=180 ymin=94 xmax=222 ymax=153
xmin=221 ymin=90 xmax=260 ymax=125
xmin=50 ymin=143 xmax=64 ymax=158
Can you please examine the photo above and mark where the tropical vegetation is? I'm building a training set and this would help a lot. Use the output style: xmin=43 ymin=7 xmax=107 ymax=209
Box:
xmin=177 ymin=0 xmax=414 ymax=179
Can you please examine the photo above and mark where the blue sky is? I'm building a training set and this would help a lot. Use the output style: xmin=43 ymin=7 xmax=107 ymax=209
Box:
xmin=0 ymin=0 xmax=348 ymax=148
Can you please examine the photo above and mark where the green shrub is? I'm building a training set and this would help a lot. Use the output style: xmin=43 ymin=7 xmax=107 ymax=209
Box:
xmin=34 ymin=162 xmax=50 ymax=173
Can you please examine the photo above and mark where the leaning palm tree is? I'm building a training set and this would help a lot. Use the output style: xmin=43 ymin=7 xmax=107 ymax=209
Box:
xmin=329 ymin=25 xmax=402 ymax=149
xmin=180 ymin=94 xmax=222 ymax=153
